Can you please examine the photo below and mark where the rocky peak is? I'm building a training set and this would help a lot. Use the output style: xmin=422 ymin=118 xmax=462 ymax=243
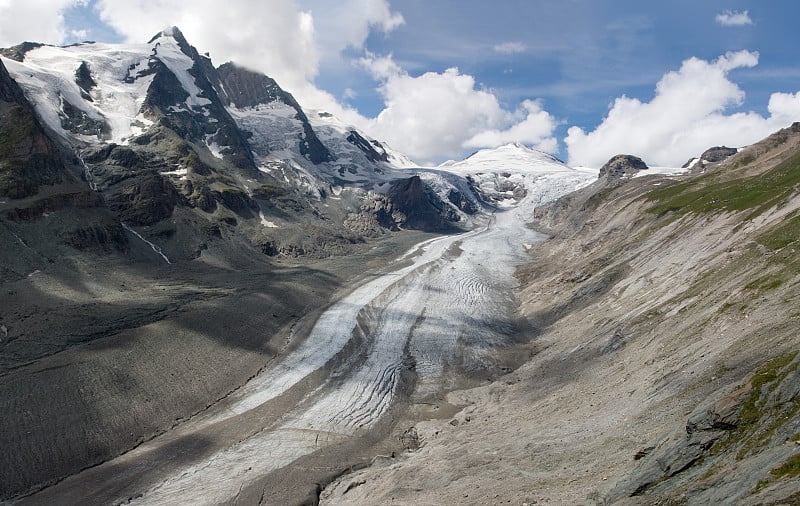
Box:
xmin=683 ymin=146 xmax=739 ymax=173
xmin=700 ymin=146 xmax=738 ymax=163
xmin=139 ymin=30 xmax=257 ymax=173
xmin=598 ymin=154 xmax=648 ymax=180
xmin=0 ymin=41 xmax=44 ymax=62
xmin=216 ymin=62 xmax=333 ymax=164
xmin=346 ymin=129 xmax=389 ymax=163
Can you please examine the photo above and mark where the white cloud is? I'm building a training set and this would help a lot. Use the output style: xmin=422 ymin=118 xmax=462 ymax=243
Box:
xmin=91 ymin=0 xmax=410 ymax=136
xmin=300 ymin=0 xmax=403 ymax=59
xmin=464 ymin=100 xmax=558 ymax=153
xmin=360 ymin=54 xmax=558 ymax=163
xmin=715 ymin=9 xmax=753 ymax=27
xmin=342 ymin=87 xmax=358 ymax=100
xmin=70 ymin=28 xmax=89 ymax=40
xmin=493 ymin=41 xmax=527 ymax=54
xmin=0 ymin=0 xmax=83 ymax=46
xmin=565 ymin=50 xmax=800 ymax=167
xmin=95 ymin=0 xmax=320 ymax=93
xmin=359 ymin=51 xmax=403 ymax=80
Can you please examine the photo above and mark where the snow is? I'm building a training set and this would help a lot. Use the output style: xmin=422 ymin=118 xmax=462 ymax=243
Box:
xmin=123 ymin=145 xmax=595 ymax=505
xmin=121 ymin=223 xmax=171 ymax=264
xmin=149 ymin=34 xmax=211 ymax=108
xmin=259 ymin=212 xmax=279 ymax=228
xmin=633 ymin=166 xmax=689 ymax=178
xmin=3 ymin=43 xmax=158 ymax=145
xmin=441 ymin=142 xmax=571 ymax=175
xmin=307 ymin=108 xmax=420 ymax=169
xmin=160 ymin=168 xmax=188 ymax=177
xmin=2 ymin=32 xmax=209 ymax=146
xmin=204 ymin=134 xmax=224 ymax=160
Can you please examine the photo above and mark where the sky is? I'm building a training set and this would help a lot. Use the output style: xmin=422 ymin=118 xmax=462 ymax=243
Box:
xmin=1 ymin=0 xmax=799 ymax=167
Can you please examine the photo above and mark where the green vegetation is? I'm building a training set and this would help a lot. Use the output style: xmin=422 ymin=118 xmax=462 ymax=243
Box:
xmin=772 ymin=453 xmax=800 ymax=479
xmin=744 ymin=274 xmax=786 ymax=294
xmin=758 ymin=213 xmax=800 ymax=252
xmin=711 ymin=353 xmax=799 ymax=461
xmin=740 ymin=353 xmax=797 ymax=427
xmin=643 ymin=151 xmax=800 ymax=220
xmin=754 ymin=452 xmax=800 ymax=493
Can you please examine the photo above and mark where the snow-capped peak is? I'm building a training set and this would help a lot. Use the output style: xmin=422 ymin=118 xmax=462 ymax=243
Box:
xmin=442 ymin=143 xmax=571 ymax=175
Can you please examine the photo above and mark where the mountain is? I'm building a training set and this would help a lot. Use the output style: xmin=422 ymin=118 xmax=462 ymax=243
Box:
xmin=0 ymin=27 xmax=475 ymax=269
xmin=0 ymin=29 xmax=578 ymax=501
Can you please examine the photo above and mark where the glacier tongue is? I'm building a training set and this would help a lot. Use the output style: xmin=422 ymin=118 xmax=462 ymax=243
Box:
xmin=122 ymin=163 xmax=594 ymax=506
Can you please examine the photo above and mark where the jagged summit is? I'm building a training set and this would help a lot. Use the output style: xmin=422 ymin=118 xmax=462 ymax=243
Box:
xmin=148 ymin=26 xmax=188 ymax=45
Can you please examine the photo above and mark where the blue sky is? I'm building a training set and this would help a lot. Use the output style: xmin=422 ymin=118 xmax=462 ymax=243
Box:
xmin=2 ymin=0 xmax=799 ymax=166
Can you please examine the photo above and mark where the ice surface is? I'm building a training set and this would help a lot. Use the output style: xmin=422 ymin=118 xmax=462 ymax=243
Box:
xmin=3 ymin=34 xmax=209 ymax=146
xmin=127 ymin=150 xmax=594 ymax=505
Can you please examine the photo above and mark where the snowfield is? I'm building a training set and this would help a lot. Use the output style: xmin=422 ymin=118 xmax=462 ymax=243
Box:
xmin=1 ymin=33 xmax=210 ymax=145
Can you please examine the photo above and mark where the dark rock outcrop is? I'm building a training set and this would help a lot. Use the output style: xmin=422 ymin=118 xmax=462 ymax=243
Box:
xmin=105 ymin=172 xmax=180 ymax=226
xmin=684 ymin=146 xmax=739 ymax=172
xmin=700 ymin=146 xmax=738 ymax=163
xmin=598 ymin=154 xmax=648 ymax=180
xmin=346 ymin=130 xmax=388 ymax=163
xmin=0 ymin=41 xmax=44 ymax=62
xmin=364 ymin=176 xmax=457 ymax=232
xmin=74 ymin=61 xmax=96 ymax=100
xmin=217 ymin=62 xmax=333 ymax=164
xmin=607 ymin=354 xmax=800 ymax=504
xmin=0 ymin=59 xmax=69 ymax=198
xmin=447 ymin=188 xmax=478 ymax=214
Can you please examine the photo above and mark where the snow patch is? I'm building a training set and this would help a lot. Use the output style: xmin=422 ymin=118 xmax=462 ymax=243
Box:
xmin=633 ymin=166 xmax=689 ymax=178
xmin=259 ymin=212 xmax=279 ymax=228
xmin=150 ymin=34 xmax=211 ymax=108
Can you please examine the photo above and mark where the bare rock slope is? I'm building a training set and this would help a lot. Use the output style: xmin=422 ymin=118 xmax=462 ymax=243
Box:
xmin=320 ymin=123 xmax=800 ymax=505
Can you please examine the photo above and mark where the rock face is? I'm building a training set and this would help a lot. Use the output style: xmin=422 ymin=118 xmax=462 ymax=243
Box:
xmin=684 ymin=145 xmax=739 ymax=172
xmin=346 ymin=130 xmax=389 ymax=163
xmin=216 ymin=62 xmax=333 ymax=164
xmin=0 ymin=59 xmax=69 ymax=198
xmin=369 ymin=176 xmax=457 ymax=232
xmin=700 ymin=145 xmax=738 ymax=163
xmin=598 ymin=154 xmax=648 ymax=180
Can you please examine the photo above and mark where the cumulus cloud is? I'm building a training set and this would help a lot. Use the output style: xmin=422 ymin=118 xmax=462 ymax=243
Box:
xmin=464 ymin=100 xmax=558 ymax=153
xmin=493 ymin=41 xmax=527 ymax=54
xmin=94 ymin=0 xmax=402 ymax=100
xmin=565 ymin=50 xmax=800 ymax=167
xmin=96 ymin=0 xmax=320 ymax=92
xmin=0 ymin=0 xmax=84 ymax=46
xmin=716 ymin=9 xmax=753 ymax=27
xmin=301 ymin=0 xmax=403 ymax=58
xmin=360 ymin=54 xmax=558 ymax=163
